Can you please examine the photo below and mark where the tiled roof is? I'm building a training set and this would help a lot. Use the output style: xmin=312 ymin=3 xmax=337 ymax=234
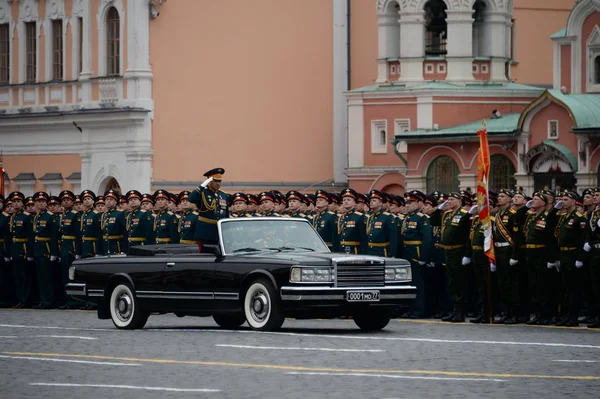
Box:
xmin=66 ymin=172 xmax=81 ymax=180
xmin=39 ymin=173 xmax=63 ymax=181
xmin=12 ymin=173 xmax=36 ymax=181
xmin=550 ymin=28 xmax=567 ymax=39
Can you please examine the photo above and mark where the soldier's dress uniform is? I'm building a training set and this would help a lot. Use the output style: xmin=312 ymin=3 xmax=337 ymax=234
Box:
xmin=493 ymin=190 xmax=523 ymax=324
xmin=188 ymin=168 xmax=229 ymax=250
xmin=125 ymin=190 xmax=155 ymax=247
xmin=425 ymin=194 xmax=451 ymax=318
xmin=285 ymin=191 xmax=308 ymax=220
xmin=0 ymin=202 xmax=15 ymax=307
xmin=555 ymin=192 xmax=587 ymax=326
xmin=365 ymin=190 xmax=398 ymax=257
xmin=311 ymin=190 xmax=339 ymax=252
xmin=257 ymin=192 xmax=281 ymax=217
xmin=31 ymin=192 xmax=60 ymax=308
xmin=153 ymin=190 xmax=180 ymax=244
xmin=337 ymin=189 xmax=367 ymax=254
xmin=101 ymin=190 xmax=128 ymax=254
xmin=440 ymin=193 xmax=471 ymax=322
xmin=400 ymin=190 xmax=433 ymax=318
xmin=58 ymin=190 xmax=81 ymax=308
xmin=228 ymin=192 xmax=254 ymax=219
xmin=466 ymin=214 xmax=492 ymax=323
xmin=177 ymin=191 xmax=199 ymax=244
xmin=79 ymin=191 xmax=103 ymax=258
xmin=9 ymin=192 xmax=35 ymax=307
xmin=587 ymin=201 xmax=600 ymax=328
xmin=524 ymin=193 xmax=559 ymax=325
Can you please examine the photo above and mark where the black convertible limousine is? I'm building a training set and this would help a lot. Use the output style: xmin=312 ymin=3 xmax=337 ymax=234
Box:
xmin=66 ymin=218 xmax=416 ymax=331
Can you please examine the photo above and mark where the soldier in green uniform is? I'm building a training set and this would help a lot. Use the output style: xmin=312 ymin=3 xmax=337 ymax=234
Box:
xmin=586 ymin=188 xmax=600 ymax=328
xmin=31 ymin=192 xmax=59 ymax=309
xmin=258 ymin=192 xmax=281 ymax=217
xmin=0 ymin=197 xmax=17 ymax=307
xmin=25 ymin=196 xmax=36 ymax=215
xmin=79 ymin=190 xmax=102 ymax=258
xmin=365 ymin=190 xmax=397 ymax=258
xmin=188 ymin=168 xmax=229 ymax=252
xmin=118 ymin=195 xmax=129 ymax=212
xmin=555 ymin=191 xmax=587 ymax=326
xmin=337 ymin=188 xmax=367 ymax=254
xmin=8 ymin=192 xmax=35 ymax=308
xmin=57 ymin=190 xmax=82 ymax=309
xmin=286 ymin=191 xmax=307 ymax=219
xmin=305 ymin=194 xmax=316 ymax=217
xmin=493 ymin=189 xmax=523 ymax=324
xmin=440 ymin=192 xmax=471 ymax=322
xmin=524 ymin=192 xmax=559 ymax=325
xmin=73 ymin=195 xmax=83 ymax=212
xmin=311 ymin=190 xmax=338 ymax=252
xmin=177 ymin=191 xmax=199 ymax=244
xmin=153 ymin=190 xmax=179 ymax=244
xmin=400 ymin=190 xmax=433 ymax=318
xmin=229 ymin=192 xmax=254 ymax=218
xmin=125 ymin=190 xmax=155 ymax=247
xmin=581 ymin=188 xmax=597 ymax=324
xmin=101 ymin=189 xmax=128 ymax=254
xmin=247 ymin=194 xmax=260 ymax=216
xmin=47 ymin=196 xmax=61 ymax=214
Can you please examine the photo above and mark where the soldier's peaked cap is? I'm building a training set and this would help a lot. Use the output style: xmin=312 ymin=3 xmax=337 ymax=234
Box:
xmin=247 ymin=194 xmax=259 ymax=205
xmin=25 ymin=196 xmax=35 ymax=206
xmin=369 ymin=190 xmax=386 ymax=203
xmin=498 ymin=189 xmax=513 ymax=197
xmin=341 ymin=188 xmax=358 ymax=201
xmin=204 ymin=167 xmax=225 ymax=181
xmin=125 ymin=190 xmax=142 ymax=201
xmin=33 ymin=191 xmax=50 ymax=202
xmin=48 ymin=196 xmax=60 ymax=205
xmin=305 ymin=194 xmax=316 ymax=205
xmin=59 ymin=190 xmax=76 ymax=201
xmin=104 ymin=189 xmax=120 ymax=200
xmin=259 ymin=191 xmax=276 ymax=203
xmin=315 ymin=190 xmax=331 ymax=203
xmin=80 ymin=190 xmax=96 ymax=200
xmin=95 ymin=196 xmax=105 ymax=205
xmin=286 ymin=190 xmax=303 ymax=201
xmin=178 ymin=190 xmax=191 ymax=201
xmin=8 ymin=191 xmax=25 ymax=201
xmin=153 ymin=189 xmax=170 ymax=200
xmin=141 ymin=193 xmax=154 ymax=204
xmin=231 ymin=192 xmax=248 ymax=204
xmin=562 ymin=191 xmax=580 ymax=201
xmin=424 ymin=194 xmax=438 ymax=207
xmin=448 ymin=192 xmax=461 ymax=200
xmin=405 ymin=190 xmax=425 ymax=202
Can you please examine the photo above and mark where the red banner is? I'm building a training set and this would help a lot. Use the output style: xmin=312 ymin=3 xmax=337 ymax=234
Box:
xmin=477 ymin=126 xmax=495 ymax=264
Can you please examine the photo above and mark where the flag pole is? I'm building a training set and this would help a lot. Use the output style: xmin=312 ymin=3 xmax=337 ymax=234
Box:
xmin=0 ymin=150 xmax=4 ymax=198
xmin=480 ymin=119 xmax=494 ymax=324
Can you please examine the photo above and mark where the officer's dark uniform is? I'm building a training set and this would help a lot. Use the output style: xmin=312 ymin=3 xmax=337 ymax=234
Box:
xmin=285 ymin=191 xmax=308 ymax=219
xmin=524 ymin=193 xmax=558 ymax=325
xmin=0 ymin=197 xmax=15 ymax=307
xmin=188 ymin=168 xmax=229 ymax=250
xmin=555 ymin=192 xmax=587 ymax=326
xmin=79 ymin=191 xmax=102 ymax=258
xmin=492 ymin=189 xmax=523 ymax=324
xmin=425 ymin=193 xmax=451 ymax=318
xmin=440 ymin=192 xmax=471 ymax=322
xmin=153 ymin=190 xmax=179 ymax=244
xmin=337 ymin=188 xmax=367 ymax=254
xmin=311 ymin=190 xmax=339 ymax=251
xmin=101 ymin=189 xmax=128 ymax=254
xmin=365 ymin=190 xmax=398 ymax=257
xmin=257 ymin=192 xmax=281 ymax=217
xmin=9 ymin=192 xmax=35 ymax=307
xmin=178 ymin=191 xmax=199 ymax=244
xmin=229 ymin=192 xmax=254 ymax=218
xmin=587 ymin=200 xmax=600 ymax=328
xmin=31 ymin=192 xmax=59 ymax=308
xmin=125 ymin=190 xmax=155 ymax=247
xmin=57 ymin=190 xmax=81 ymax=308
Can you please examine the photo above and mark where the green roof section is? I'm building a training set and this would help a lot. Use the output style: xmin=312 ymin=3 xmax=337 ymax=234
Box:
xmin=545 ymin=89 xmax=600 ymax=129
xmin=541 ymin=140 xmax=577 ymax=171
xmin=550 ymin=28 xmax=567 ymax=39
xmin=350 ymin=81 xmax=543 ymax=93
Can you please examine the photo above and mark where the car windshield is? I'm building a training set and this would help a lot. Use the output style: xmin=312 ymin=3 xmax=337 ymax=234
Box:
xmin=219 ymin=218 xmax=330 ymax=255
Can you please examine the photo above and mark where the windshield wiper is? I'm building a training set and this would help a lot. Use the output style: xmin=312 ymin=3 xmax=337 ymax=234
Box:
xmin=232 ymin=247 xmax=262 ymax=253
xmin=272 ymin=246 xmax=315 ymax=252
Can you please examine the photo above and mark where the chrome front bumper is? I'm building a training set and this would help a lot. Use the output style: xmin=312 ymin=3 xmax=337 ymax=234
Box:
xmin=280 ymin=285 xmax=416 ymax=301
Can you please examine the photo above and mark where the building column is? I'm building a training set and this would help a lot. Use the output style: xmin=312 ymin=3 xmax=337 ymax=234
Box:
xmin=514 ymin=173 xmax=534 ymax=196
xmin=398 ymin=11 xmax=424 ymax=83
xmin=458 ymin=173 xmax=477 ymax=192
xmin=124 ymin=0 xmax=153 ymax=110
xmin=376 ymin=12 xmax=400 ymax=83
xmin=347 ymin=94 xmax=364 ymax=169
xmin=333 ymin=0 xmax=349 ymax=183
xmin=446 ymin=10 xmax=474 ymax=82
xmin=404 ymin=174 xmax=426 ymax=192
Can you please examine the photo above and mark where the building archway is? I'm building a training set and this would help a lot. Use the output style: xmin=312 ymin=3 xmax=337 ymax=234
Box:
xmin=426 ymin=155 xmax=459 ymax=193
xmin=103 ymin=177 xmax=122 ymax=194
xmin=381 ymin=183 xmax=404 ymax=195
xmin=489 ymin=154 xmax=516 ymax=191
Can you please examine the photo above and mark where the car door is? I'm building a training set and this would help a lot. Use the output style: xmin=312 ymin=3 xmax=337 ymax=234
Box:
xmin=159 ymin=254 xmax=217 ymax=312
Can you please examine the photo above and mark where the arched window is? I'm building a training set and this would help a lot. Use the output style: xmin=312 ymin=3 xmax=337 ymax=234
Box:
xmin=472 ymin=0 xmax=487 ymax=58
xmin=595 ymin=55 xmax=600 ymax=84
xmin=426 ymin=155 xmax=459 ymax=193
xmin=424 ymin=0 xmax=447 ymax=56
xmin=489 ymin=154 xmax=516 ymax=192
xmin=106 ymin=7 xmax=120 ymax=76
xmin=104 ymin=177 xmax=121 ymax=193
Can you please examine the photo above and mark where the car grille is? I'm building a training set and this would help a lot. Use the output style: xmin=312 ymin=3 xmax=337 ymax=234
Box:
xmin=335 ymin=258 xmax=385 ymax=287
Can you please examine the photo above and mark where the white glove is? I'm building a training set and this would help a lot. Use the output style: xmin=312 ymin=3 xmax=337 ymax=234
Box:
xmin=553 ymin=201 xmax=563 ymax=209
xmin=546 ymin=262 xmax=555 ymax=269
xmin=200 ymin=177 xmax=213 ymax=188
xmin=4 ymin=257 xmax=11 ymax=262
xmin=490 ymin=264 xmax=496 ymax=272
xmin=575 ymin=261 xmax=584 ymax=268
xmin=418 ymin=261 xmax=425 ymax=266
xmin=598 ymin=219 xmax=600 ymax=228
xmin=75 ymin=255 xmax=81 ymax=260
xmin=584 ymin=242 xmax=592 ymax=252
xmin=50 ymin=256 xmax=58 ymax=261
xmin=509 ymin=258 xmax=519 ymax=266
xmin=27 ymin=257 xmax=34 ymax=262
xmin=462 ymin=257 xmax=471 ymax=265
xmin=426 ymin=262 xmax=435 ymax=268
xmin=437 ymin=200 xmax=448 ymax=211
xmin=468 ymin=205 xmax=478 ymax=215
xmin=526 ymin=200 xmax=533 ymax=208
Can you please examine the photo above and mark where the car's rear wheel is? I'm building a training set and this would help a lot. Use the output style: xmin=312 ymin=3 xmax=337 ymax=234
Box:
xmin=353 ymin=308 xmax=392 ymax=331
xmin=109 ymin=283 xmax=149 ymax=330
xmin=213 ymin=313 xmax=246 ymax=329
xmin=243 ymin=279 xmax=284 ymax=331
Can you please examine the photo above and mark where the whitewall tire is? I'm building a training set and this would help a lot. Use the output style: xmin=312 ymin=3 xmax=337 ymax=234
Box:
xmin=109 ymin=283 xmax=149 ymax=330
xmin=243 ymin=279 xmax=284 ymax=331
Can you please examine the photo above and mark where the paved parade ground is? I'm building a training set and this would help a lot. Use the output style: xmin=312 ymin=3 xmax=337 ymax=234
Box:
xmin=1 ymin=310 xmax=599 ymax=399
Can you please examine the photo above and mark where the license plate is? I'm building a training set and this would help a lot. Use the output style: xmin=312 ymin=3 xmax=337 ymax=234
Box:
xmin=346 ymin=290 xmax=380 ymax=302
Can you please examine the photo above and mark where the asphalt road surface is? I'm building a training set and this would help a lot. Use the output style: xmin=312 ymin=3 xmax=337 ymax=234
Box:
xmin=1 ymin=309 xmax=599 ymax=399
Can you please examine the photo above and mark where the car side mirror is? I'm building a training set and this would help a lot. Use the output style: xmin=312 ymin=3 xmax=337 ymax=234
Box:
xmin=202 ymin=244 xmax=222 ymax=256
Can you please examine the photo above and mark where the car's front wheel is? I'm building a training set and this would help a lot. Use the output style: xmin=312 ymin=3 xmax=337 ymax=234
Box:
xmin=243 ymin=279 xmax=284 ymax=331
xmin=109 ymin=283 xmax=149 ymax=330
xmin=353 ymin=308 xmax=392 ymax=331
xmin=213 ymin=313 xmax=246 ymax=329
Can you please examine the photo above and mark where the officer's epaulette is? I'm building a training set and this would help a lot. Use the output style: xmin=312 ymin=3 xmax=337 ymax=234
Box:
xmin=576 ymin=211 xmax=584 ymax=217
xmin=327 ymin=211 xmax=336 ymax=215
xmin=70 ymin=210 xmax=78 ymax=214
xmin=459 ymin=209 xmax=467 ymax=214
xmin=383 ymin=212 xmax=391 ymax=216
xmin=192 ymin=211 xmax=199 ymax=215
xmin=23 ymin=211 xmax=30 ymax=216
xmin=167 ymin=211 xmax=174 ymax=215
xmin=92 ymin=210 xmax=98 ymax=214
xmin=424 ymin=214 xmax=431 ymax=219
xmin=354 ymin=211 xmax=363 ymax=216
xmin=47 ymin=211 xmax=54 ymax=215
xmin=508 ymin=208 xmax=516 ymax=214
xmin=140 ymin=209 xmax=146 ymax=213
xmin=2 ymin=211 xmax=9 ymax=216
xmin=416 ymin=212 xmax=424 ymax=217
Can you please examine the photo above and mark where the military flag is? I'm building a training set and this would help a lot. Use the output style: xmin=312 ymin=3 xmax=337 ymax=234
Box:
xmin=0 ymin=151 xmax=4 ymax=197
xmin=477 ymin=123 xmax=495 ymax=264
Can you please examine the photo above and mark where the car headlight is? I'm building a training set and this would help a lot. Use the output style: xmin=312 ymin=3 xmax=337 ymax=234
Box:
xmin=385 ymin=266 xmax=410 ymax=281
xmin=290 ymin=267 xmax=333 ymax=283
xmin=69 ymin=266 xmax=75 ymax=281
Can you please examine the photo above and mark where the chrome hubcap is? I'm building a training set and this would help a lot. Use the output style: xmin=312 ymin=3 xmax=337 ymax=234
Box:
xmin=250 ymin=291 xmax=269 ymax=322
xmin=115 ymin=292 xmax=132 ymax=321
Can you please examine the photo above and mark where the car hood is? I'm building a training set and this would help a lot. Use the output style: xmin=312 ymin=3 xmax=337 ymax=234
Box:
xmin=231 ymin=251 xmax=410 ymax=266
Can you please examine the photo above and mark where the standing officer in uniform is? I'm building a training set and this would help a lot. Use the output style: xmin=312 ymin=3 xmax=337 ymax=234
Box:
xmin=153 ymin=189 xmax=179 ymax=244
xmin=286 ymin=191 xmax=307 ymax=219
xmin=400 ymin=190 xmax=433 ymax=318
xmin=441 ymin=192 xmax=471 ymax=322
xmin=493 ymin=189 xmax=522 ymax=324
xmin=555 ymin=191 xmax=587 ymax=326
xmin=312 ymin=190 xmax=338 ymax=252
xmin=31 ymin=191 xmax=59 ymax=309
xmin=102 ymin=189 xmax=128 ymax=254
xmin=125 ymin=190 xmax=155 ymax=247
xmin=188 ymin=168 xmax=229 ymax=252
xmin=178 ymin=191 xmax=199 ymax=244
xmin=0 ymin=197 xmax=16 ymax=307
xmin=9 ymin=192 xmax=34 ymax=308
xmin=58 ymin=190 xmax=81 ymax=309
xmin=247 ymin=194 xmax=260 ymax=216
xmin=79 ymin=190 xmax=102 ymax=258
xmin=337 ymin=188 xmax=367 ymax=254
xmin=586 ymin=188 xmax=600 ymax=328
xmin=47 ymin=196 xmax=61 ymax=214
xmin=365 ymin=190 xmax=397 ymax=257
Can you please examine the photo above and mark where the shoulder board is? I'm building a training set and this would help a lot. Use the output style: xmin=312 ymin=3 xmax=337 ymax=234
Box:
xmin=424 ymin=214 xmax=430 ymax=219
xmin=47 ymin=211 xmax=54 ymax=215
xmin=383 ymin=212 xmax=391 ymax=216
xmin=192 ymin=211 xmax=199 ymax=215
xmin=326 ymin=211 xmax=334 ymax=215
xmin=459 ymin=209 xmax=467 ymax=214
xmin=299 ymin=213 xmax=306 ymax=217
xmin=2 ymin=211 xmax=8 ymax=216
xmin=167 ymin=211 xmax=173 ymax=215
xmin=508 ymin=208 xmax=516 ymax=214
xmin=354 ymin=211 xmax=363 ymax=216
xmin=92 ymin=210 xmax=98 ymax=214
xmin=416 ymin=212 xmax=424 ymax=217
xmin=576 ymin=211 xmax=584 ymax=217
xmin=140 ymin=209 xmax=146 ymax=213
xmin=23 ymin=212 xmax=30 ymax=216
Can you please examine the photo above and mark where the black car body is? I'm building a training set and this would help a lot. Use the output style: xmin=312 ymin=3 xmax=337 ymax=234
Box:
xmin=66 ymin=218 xmax=416 ymax=331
